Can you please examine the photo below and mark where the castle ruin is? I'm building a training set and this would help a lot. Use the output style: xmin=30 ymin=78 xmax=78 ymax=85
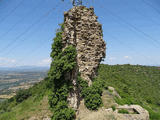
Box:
xmin=62 ymin=6 xmax=106 ymax=109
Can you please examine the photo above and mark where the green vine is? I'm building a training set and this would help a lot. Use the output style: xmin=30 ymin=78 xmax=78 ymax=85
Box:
xmin=48 ymin=24 xmax=76 ymax=120
xmin=48 ymin=23 xmax=104 ymax=119
xmin=78 ymin=75 xmax=104 ymax=110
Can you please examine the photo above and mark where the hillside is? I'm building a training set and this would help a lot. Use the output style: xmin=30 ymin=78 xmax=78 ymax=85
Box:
xmin=97 ymin=64 xmax=160 ymax=120
xmin=0 ymin=64 xmax=160 ymax=120
xmin=0 ymin=77 xmax=51 ymax=120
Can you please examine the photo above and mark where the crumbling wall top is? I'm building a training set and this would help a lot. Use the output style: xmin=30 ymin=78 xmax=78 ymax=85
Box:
xmin=63 ymin=6 xmax=106 ymax=86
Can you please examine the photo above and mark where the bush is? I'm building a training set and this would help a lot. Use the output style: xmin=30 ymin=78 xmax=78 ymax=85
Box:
xmin=78 ymin=77 xmax=103 ymax=110
xmin=111 ymin=105 xmax=116 ymax=111
xmin=48 ymin=92 xmax=58 ymax=108
xmin=15 ymin=89 xmax=32 ymax=103
xmin=84 ymin=93 xmax=102 ymax=110
xmin=51 ymin=101 xmax=75 ymax=120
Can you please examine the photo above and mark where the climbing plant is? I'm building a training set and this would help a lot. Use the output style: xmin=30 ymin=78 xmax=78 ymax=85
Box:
xmin=48 ymin=23 xmax=104 ymax=119
xmin=78 ymin=75 xmax=104 ymax=110
xmin=48 ymin=24 xmax=76 ymax=120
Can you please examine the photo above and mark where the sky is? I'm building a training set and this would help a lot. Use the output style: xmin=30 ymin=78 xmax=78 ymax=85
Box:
xmin=0 ymin=0 xmax=160 ymax=67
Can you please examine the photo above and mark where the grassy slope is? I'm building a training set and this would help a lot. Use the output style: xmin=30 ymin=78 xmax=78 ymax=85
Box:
xmin=0 ymin=96 xmax=51 ymax=120
xmin=97 ymin=64 xmax=160 ymax=120
xmin=0 ymin=77 xmax=52 ymax=120
xmin=0 ymin=64 xmax=160 ymax=120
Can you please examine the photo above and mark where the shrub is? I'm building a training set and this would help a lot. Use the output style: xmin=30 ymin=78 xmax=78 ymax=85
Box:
xmin=15 ymin=89 xmax=32 ymax=103
xmin=48 ymin=92 xmax=58 ymax=108
xmin=78 ymin=77 xmax=103 ymax=110
xmin=51 ymin=101 xmax=75 ymax=120
xmin=84 ymin=93 xmax=102 ymax=110
xmin=111 ymin=105 xmax=116 ymax=111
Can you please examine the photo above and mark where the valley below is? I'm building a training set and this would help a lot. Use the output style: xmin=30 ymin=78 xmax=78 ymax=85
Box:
xmin=0 ymin=69 xmax=47 ymax=100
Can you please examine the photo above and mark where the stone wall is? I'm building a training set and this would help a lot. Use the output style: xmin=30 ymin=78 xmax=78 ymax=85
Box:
xmin=63 ymin=6 xmax=106 ymax=85
xmin=62 ymin=6 xmax=106 ymax=109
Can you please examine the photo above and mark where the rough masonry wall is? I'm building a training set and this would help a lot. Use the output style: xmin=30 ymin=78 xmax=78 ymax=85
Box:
xmin=63 ymin=6 xmax=106 ymax=85
xmin=62 ymin=6 xmax=106 ymax=109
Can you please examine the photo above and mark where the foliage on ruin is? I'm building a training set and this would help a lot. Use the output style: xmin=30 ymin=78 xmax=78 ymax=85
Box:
xmin=48 ymin=24 xmax=76 ymax=120
xmin=78 ymin=75 xmax=103 ymax=110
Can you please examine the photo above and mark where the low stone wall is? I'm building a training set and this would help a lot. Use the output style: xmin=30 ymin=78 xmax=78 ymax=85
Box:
xmin=115 ymin=105 xmax=149 ymax=120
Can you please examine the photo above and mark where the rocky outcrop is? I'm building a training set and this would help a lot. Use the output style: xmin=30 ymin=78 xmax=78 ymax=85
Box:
xmin=62 ymin=6 xmax=106 ymax=109
xmin=108 ymin=86 xmax=121 ymax=99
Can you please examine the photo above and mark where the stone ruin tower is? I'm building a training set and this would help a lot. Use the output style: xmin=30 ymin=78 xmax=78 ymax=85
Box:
xmin=62 ymin=6 xmax=106 ymax=110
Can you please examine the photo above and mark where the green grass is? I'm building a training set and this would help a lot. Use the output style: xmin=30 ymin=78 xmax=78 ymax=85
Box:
xmin=118 ymin=109 xmax=129 ymax=114
xmin=111 ymin=105 xmax=116 ymax=111
xmin=97 ymin=64 xmax=160 ymax=120
xmin=0 ymin=96 xmax=51 ymax=120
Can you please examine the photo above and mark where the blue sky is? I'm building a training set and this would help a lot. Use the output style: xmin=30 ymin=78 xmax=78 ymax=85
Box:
xmin=0 ymin=0 xmax=160 ymax=67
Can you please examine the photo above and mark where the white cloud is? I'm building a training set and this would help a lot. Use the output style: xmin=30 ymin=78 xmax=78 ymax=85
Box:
xmin=124 ymin=56 xmax=132 ymax=59
xmin=38 ymin=58 xmax=51 ymax=66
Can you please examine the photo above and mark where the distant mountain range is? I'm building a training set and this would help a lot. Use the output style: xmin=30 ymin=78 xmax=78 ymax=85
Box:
xmin=0 ymin=64 xmax=159 ymax=72
xmin=0 ymin=66 xmax=49 ymax=72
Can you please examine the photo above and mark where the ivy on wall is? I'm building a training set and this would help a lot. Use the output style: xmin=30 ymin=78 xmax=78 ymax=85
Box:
xmin=48 ymin=24 xmax=76 ymax=120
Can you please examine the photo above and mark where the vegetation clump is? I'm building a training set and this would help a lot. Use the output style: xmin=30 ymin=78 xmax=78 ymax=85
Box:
xmin=15 ymin=89 xmax=32 ymax=103
xmin=78 ymin=76 xmax=104 ymax=110
xmin=48 ymin=24 xmax=76 ymax=120
xmin=111 ymin=105 xmax=116 ymax=111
